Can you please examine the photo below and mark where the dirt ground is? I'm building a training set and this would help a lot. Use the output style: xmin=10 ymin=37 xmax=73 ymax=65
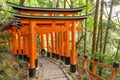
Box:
xmin=0 ymin=52 xmax=28 ymax=80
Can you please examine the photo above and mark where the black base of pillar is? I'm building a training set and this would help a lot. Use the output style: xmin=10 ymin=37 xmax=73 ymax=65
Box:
xmin=16 ymin=50 xmax=18 ymax=55
xmin=70 ymin=64 xmax=76 ymax=73
xmin=52 ymin=53 xmax=56 ymax=58
xmin=47 ymin=52 xmax=50 ymax=57
xmin=35 ymin=58 xmax=38 ymax=68
xmin=60 ymin=56 xmax=65 ymax=61
xmin=56 ymin=54 xmax=60 ymax=60
xmin=21 ymin=49 xmax=24 ymax=54
xmin=41 ymin=49 xmax=45 ymax=55
xmin=65 ymin=57 xmax=70 ymax=65
xmin=27 ymin=57 xmax=30 ymax=62
xmin=23 ymin=54 xmax=27 ymax=61
xmin=18 ymin=55 xmax=22 ymax=59
xmin=29 ymin=68 xmax=36 ymax=78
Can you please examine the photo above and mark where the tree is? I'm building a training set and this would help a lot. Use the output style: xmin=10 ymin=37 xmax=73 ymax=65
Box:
xmin=103 ymin=0 xmax=113 ymax=54
xmin=91 ymin=0 xmax=99 ymax=56
xmin=98 ymin=0 xmax=104 ymax=76
xmin=20 ymin=0 xmax=25 ymax=5
xmin=84 ymin=0 xmax=88 ymax=55
xmin=90 ymin=0 xmax=100 ymax=70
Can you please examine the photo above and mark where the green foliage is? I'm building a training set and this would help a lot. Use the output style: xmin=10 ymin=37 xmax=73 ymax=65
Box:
xmin=89 ymin=51 xmax=117 ymax=65
xmin=103 ymin=53 xmax=115 ymax=65
xmin=0 ymin=52 xmax=25 ymax=80
xmin=0 ymin=32 xmax=12 ymax=53
xmin=86 ymin=16 xmax=94 ymax=31
xmin=0 ymin=0 xmax=12 ymax=22
xmin=102 ymin=68 xmax=111 ymax=80
xmin=83 ymin=78 xmax=89 ymax=80
xmin=0 ymin=62 xmax=13 ymax=80
xmin=102 ymin=20 xmax=115 ymax=29
xmin=16 ymin=57 xmax=24 ymax=68
xmin=112 ymin=0 xmax=120 ymax=5
xmin=0 ymin=53 xmax=6 ymax=59
xmin=0 ymin=46 xmax=9 ymax=53
xmin=36 ymin=35 xmax=41 ymax=51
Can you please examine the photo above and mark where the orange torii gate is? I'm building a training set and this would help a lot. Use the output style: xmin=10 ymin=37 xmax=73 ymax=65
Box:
xmin=7 ymin=2 xmax=88 ymax=77
xmin=7 ymin=19 xmax=24 ymax=59
xmin=1 ymin=23 xmax=20 ymax=55
xmin=7 ymin=2 xmax=86 ymax=64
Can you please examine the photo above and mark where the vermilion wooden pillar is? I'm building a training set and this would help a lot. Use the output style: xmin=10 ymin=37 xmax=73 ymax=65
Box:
xmin=12 ymin=27 xmax=17 ymax=55
xmin=29 ymin=21 xmax=36 ymax=77
xmin=64 ymin=21 xmax=70 ymax=65
xmin=23 ymin=33 xmax=27 ymax=60
xmin=26 ymin=35 xmax=30 ymax=62
xmin=17 ymin=29 xmax=22 ymax=59
xmin=110 ymin=62 xmax=119 ymax=80
xmin=63 ymin=14 xmax=70 ymax=65
xmin=51 ymin=22 xmax=56 ymax=58
xmin=60 ymin=31 xmax=64 ymax=61
xmin=70 ymin=21 xmax=76 ymax=73
xmin=41 ymin=35 xmax=45 ymax=55
xmin=55 ymin=32 xmax=59 ymax=60
xmin=46 ymin=33 xmax=50 ymax=57
xmin=46 ymin=13 xmax=52 ymax=57
xmin=34 ymin=32 xmax=39 ymax=69
xmin=63 ymin=32 xmax=66 ymax=62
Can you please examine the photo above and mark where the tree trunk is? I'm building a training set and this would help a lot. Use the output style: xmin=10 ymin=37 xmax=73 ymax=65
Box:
xmin=70 ymin=0 xmax=74 ymax=8
xmin=84 ymin=0 xmax=88 ymax=56
xmin=91 ymin=0 xmax=99 ymax=56
xmin=64 ymin=0 xmax=66 ymax=8
xmin=115 ymin=39 xmax=120 ymax=60
xmin=56 ymin=0 xmax=60 ymax=8
xmin=98 ymin=0 xmax=104 ymax=76
xmin=103 ymin=1 xmax=113 ymax=54
xmin=76 ymin=35 xmax=84 ymax=49
xmin=20 ymin=0 xmax=25 ymax=5
xmin=90 ymin=0 xmax=99 ymax=71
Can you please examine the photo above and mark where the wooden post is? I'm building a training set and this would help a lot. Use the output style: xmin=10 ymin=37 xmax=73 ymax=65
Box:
xmin=46 ymin=33 xmax=50 ymax=57
xmin=51 ymin=22 xmax=56 ymax=58
xmin=65 ymin=21 xmax=70 ymax=65
xmin=29 ymin=21 xmax=36 ymax=77
xmin=12 ymin=27 xmax=17 ymax=55
xmin=23 ymin=34 xmax=27 ymax=60
xmin=110 ymin=62 xmax=119 ymax=80
xmin=60 ymin=31 xmax=65 ymax=61
xmin=34 ymin=32 xmax=39 ymax=69
xmin=17 ymin=29 xmax=22 ymax=59
xmin=91 ymin=57 xmax=98 ymax=80
xmin=55 ymin=32 xmax=59 ymax=60
xmin=47 ymin=13 xmax=52 ymax=58
xmin=41 ymin=34 xmax=45 ymax=55
xmin=27 ymin=35 xmax=30 ymax=62
xmin=83 ymin=55 xmax=88 ymax=70
xmin=70 ymin=21 xmax=76 ymax=73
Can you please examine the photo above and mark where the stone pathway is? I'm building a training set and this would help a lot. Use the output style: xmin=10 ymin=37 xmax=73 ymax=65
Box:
xmin=39 ymin=56 xmax=68 ymax=80
xmin=30 ymin=56 xmax=69 ymax=80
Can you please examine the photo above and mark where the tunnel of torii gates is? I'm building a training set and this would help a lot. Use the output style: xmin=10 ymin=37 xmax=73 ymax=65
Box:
xmin=4 ymin=2 xmax=89 ymax=77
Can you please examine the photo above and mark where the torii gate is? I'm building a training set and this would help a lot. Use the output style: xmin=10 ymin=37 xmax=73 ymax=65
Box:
xmin=7 ymin=2 xmax=88 ymax=77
